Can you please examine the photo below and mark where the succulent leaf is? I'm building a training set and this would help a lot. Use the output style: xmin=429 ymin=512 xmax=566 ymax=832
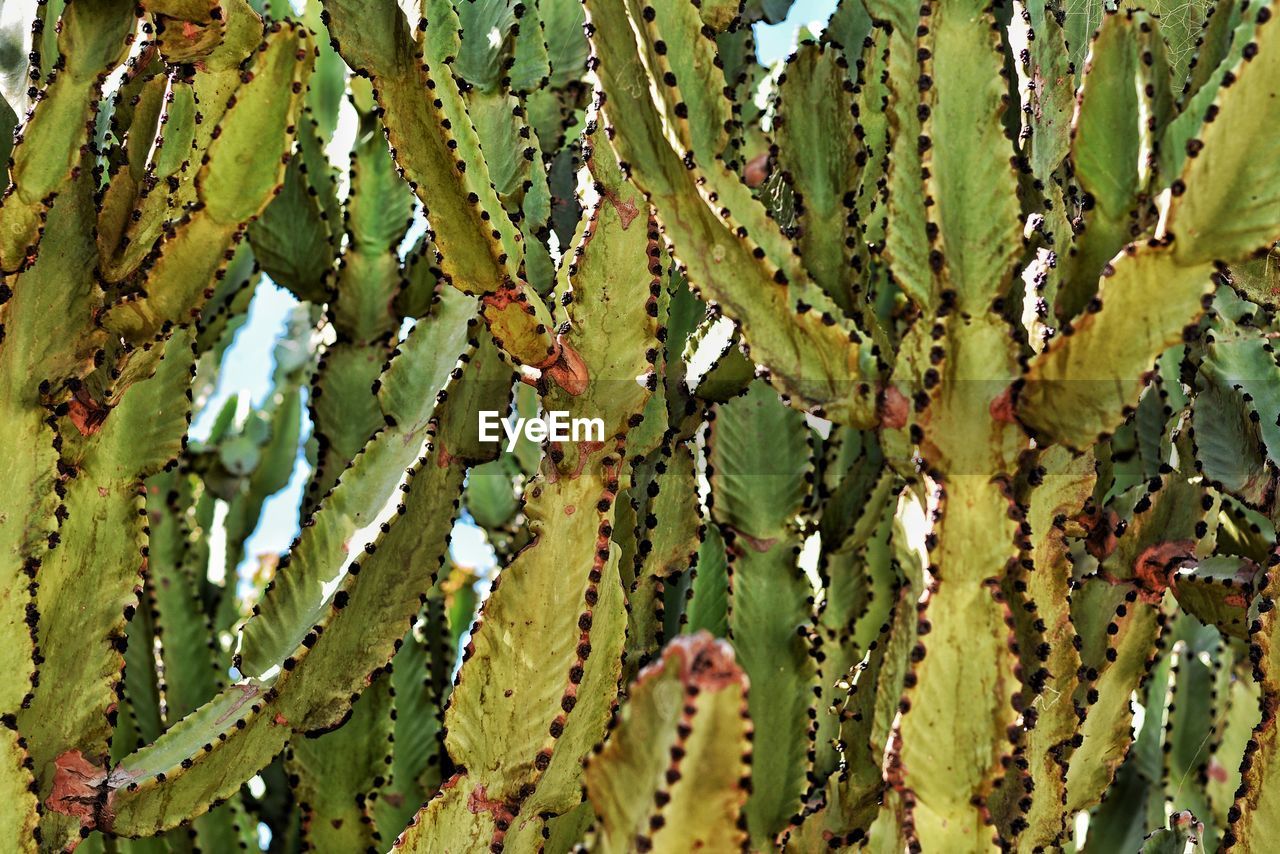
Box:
xmin=583 ymin=633 xmax=750 ymax=853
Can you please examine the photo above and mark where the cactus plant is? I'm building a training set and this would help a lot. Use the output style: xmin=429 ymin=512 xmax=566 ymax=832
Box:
xmin=1 ymin=0 xmax=1279 ymax=850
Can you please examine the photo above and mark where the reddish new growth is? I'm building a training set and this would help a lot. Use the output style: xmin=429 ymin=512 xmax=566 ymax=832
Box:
xmin=1133 ymin=540 xmax=1196 ymax=602
xmin=1076 ymin=507 xmax=1122 ymax=561
xmin=670 ymin=633 xmax=746 ymax=694
xmin=879 ymin=386 xmax=910 ymax=430
xmin=46 ymin=750 xmax=105 ymax=829
xmin=989 ymin=386 xmax=1018 ymax=424
xmin=743 ymin=153 xmax=769 ymax=188
xmin=68 ymin=394 xmax=109 ymax=437
xmin=466 ymin=781 xmax=519 ymax=848
xmin=466 ymin=783 xmax=510 ymax=817
xmin=542 ymin=338 xmax=589 ymax=396
xmin=602 ymin=188 xmax=640 ymax=230
xmin=481 ymin=284 xmax=522 ymax=313
xmin=727 ymin=528 xmax=777 ymax=554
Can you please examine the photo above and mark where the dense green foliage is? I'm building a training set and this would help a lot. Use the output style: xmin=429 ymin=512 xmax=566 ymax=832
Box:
xmin=0 ymin=0 xmax=1278 ymax=850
